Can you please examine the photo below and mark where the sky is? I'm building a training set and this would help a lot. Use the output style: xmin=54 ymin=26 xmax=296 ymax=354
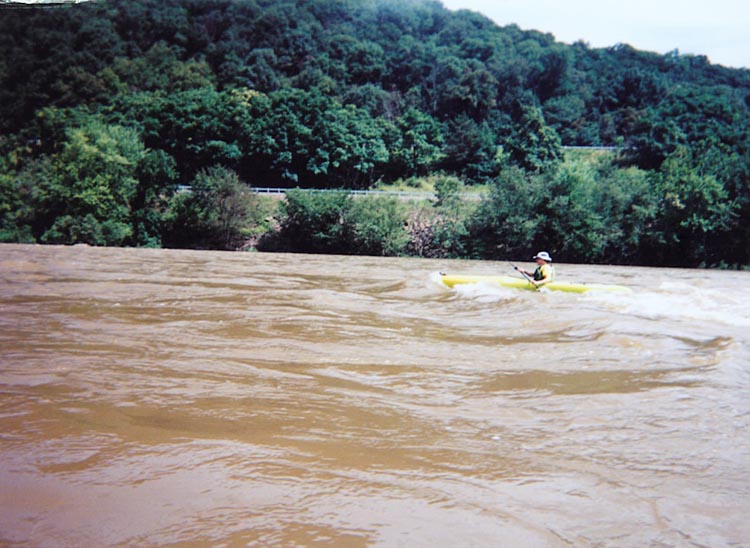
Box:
xmin=440 ymin=0 xmax=750 ymax=69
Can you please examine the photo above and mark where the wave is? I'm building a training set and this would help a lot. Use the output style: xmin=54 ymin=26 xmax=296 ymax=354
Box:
xmin=587 ymin=281 xmax=750 ymax=328
xmin=435 ymin=272 xmax=750 ymax=329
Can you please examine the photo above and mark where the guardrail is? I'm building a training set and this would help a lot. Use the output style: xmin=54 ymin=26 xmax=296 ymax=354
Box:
xmin=251 ymin=187 xmax=484 ymax=200
xmin=176 ymin=186 xmax=485 ymax=200
xmin=562 ymin=145 xmax=619 ymax=151
xmin=252 ymin=187 xmax=435 ymax=199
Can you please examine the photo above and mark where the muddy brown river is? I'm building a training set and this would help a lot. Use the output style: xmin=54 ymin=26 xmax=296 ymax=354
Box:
xmin=1 ymin=243 xmax=749 ymax=547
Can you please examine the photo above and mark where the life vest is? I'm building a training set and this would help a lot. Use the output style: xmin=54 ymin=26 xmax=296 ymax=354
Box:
xmin=533 ymin=263 xmax=554 ymax=281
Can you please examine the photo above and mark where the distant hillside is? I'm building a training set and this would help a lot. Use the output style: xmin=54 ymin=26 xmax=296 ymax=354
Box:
xmin=1 ymin=0 xmax=749 ymax=265
xmin=2 ymin=0 xmax=749 ymax=175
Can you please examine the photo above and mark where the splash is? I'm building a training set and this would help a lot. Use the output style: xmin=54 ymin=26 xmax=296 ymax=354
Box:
xmin=431 ymin=271 xmax=523 ymax=303
xmin=587 ymin=281 xmax=750 ymax=328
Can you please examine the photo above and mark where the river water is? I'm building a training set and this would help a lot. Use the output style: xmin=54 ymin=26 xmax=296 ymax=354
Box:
xmin=1 ymin=243 xmax=749 ymax=547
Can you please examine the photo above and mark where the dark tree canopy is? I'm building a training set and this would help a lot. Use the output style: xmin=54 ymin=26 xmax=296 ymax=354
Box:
xmin=1 ymin=0 xmax=749 ymax=266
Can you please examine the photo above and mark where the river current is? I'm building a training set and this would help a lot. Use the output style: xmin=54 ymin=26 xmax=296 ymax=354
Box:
xmin=1 ymin=243 xmax=749 ymax=547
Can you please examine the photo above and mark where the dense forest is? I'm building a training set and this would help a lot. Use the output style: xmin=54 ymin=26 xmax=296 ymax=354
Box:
xmin=1 ymin=0 xmax=749 ymax=267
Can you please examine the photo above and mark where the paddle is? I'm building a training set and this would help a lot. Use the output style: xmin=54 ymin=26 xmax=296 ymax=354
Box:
xmin=509 ymin=262 xmax=537 ymax=288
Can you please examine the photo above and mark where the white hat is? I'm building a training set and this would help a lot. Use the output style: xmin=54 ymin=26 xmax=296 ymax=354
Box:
xmin=533 ymin=251 xmax=552 ymax=262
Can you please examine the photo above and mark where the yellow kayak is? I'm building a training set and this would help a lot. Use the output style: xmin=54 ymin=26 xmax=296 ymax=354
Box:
xmin=439 ymin=274 xmax=631 ymax=294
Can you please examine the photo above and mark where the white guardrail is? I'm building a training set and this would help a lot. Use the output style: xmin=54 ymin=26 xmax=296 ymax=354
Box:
xmin=175 ymin=186 xmax=484 ymax=200
xmin=252 ymin=187 xmax=432 ymax=198
xmin=250 ymin=187 xmax=484 ymax=200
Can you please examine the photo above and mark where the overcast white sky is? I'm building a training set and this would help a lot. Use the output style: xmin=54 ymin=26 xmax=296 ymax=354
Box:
xmin=440 ymin=0 xmax=750 ymax=69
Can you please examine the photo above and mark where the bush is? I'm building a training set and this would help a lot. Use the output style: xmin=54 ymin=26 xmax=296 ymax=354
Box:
xmin=468 ymin=167 xmax=547 ymax=260
xmin=278 ymin=189 xmax=353 ymax=253
xmin=31 ymin=119 xmax=144 ymax=246
xmin=348 ymin=196 xmax=408 ymax=256
xmin=163 ymin=166 xmax=259 ymax=250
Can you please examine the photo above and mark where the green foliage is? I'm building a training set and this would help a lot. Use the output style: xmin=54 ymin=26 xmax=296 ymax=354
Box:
xmin=111 ymin=42 xmax=216 ymax=93
xmin=279 ymin=189 xmax=353 ymax=253
xmin=441 ymin=115 xmax=503 ymax=182
xmin=505 ymin=105 xmax=563 ymax=172
xmin=42 ymin=214 xmax=132 ymax=247
xmin=164 ymin=166 xmax=258 ymax=250
xmin=348 ymin=196 xmax=408 ymax=256
xmin=541 ymin=161 xmax=632 ymax=261
xmin=646 ymin=146 xmax=737 ymax=266
xmin=277 ymin=190 xmax=408 ymax=256
xmin=35 ymin=120 xmax=145 ymax=246
xmin=243 ymin=88 xmax=390 ymax=187
xmin=0 ymin=0 xmax=749 ymax=265
xmin=586 ymin=160 xmax=659 ymax=264
xmin=431 ymin=175 xmax=470 ymax=257
xmin=468 ymin=166 xmax=548 ymax=260
xmin=131 ymin=148 xmax=179 ymax=247
xmin=109 ymin=88 xmax=247 ymax=182
xmin=469 ymin=157 xmax=660 ymax=264
xmin=389 ymin=108 xmax=445 ymax=179
xmin=0 ymin=167 xmax=35 ymax=243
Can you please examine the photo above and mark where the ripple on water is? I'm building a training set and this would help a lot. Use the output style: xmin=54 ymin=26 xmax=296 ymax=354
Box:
xmin=1 ymin=244 xmax=750 ymax=547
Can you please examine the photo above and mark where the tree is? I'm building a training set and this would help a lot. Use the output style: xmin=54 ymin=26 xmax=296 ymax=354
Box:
xmin=467 ymin=158 xmax=658 ymax=264
xmin=329 ymin=35 xmax=386 ymax=85
xmin=131 ymin=148 xmax=178 ymax=247
xmin=504 ymin=105 xmax=562 ymax=173
xmin=646 ymin=146 xmax=736 ymax=266
xmin=348 ymin=196 xmax=408 ymax=256
xmin=441 ymin=114 xmax=502 ymax=183
xmin=468 ymin=167 xmax=549 ymax=260
xmin=1 ymin=0 xmax=750 ymax=263
xmin=587 ymin=158 xmax=659 ymax=264
xmin=278 ymin=189 xmax=353 ymax=253
xmin=243 ymin=88 xmax=389 ymax=188
xmin=37 ymin=120 xmax=145 ymax=246
xmin=0 ymin=155 xmax=37 ymax=243
xmin=110 ymin=87 xmax=248 ymax=182
xmin=428 ymin=175 xmax=471 ymax=257
xmin=387 ymin=108 xmax=444 ymax=179
xmin=163 ymin=166 xmax=258 ymax=250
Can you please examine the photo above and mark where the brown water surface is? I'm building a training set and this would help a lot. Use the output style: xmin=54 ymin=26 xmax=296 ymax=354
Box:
xmin=1 ymin=244 xmax=749 ymax=546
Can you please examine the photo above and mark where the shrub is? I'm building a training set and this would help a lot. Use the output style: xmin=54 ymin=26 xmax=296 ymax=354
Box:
xmin=348 ymin=196 xmax=408 ymax=256
xmin=163 ymin=166 xmax=258 ymax=250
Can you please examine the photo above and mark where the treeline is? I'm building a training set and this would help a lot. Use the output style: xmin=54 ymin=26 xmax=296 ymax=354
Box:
xmin=256 ymin=150 xmax=733 ymax=267
xmin=0 ymin=0 xmax=749 ymax=266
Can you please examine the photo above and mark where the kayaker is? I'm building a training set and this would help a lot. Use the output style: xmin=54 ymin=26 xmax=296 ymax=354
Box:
xmin=516 ymin=251 xmax=554 ymax=288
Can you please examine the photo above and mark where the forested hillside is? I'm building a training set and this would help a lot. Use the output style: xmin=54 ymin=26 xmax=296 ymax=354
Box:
xmin=1 ymin=0 xmax=749 ymax=266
